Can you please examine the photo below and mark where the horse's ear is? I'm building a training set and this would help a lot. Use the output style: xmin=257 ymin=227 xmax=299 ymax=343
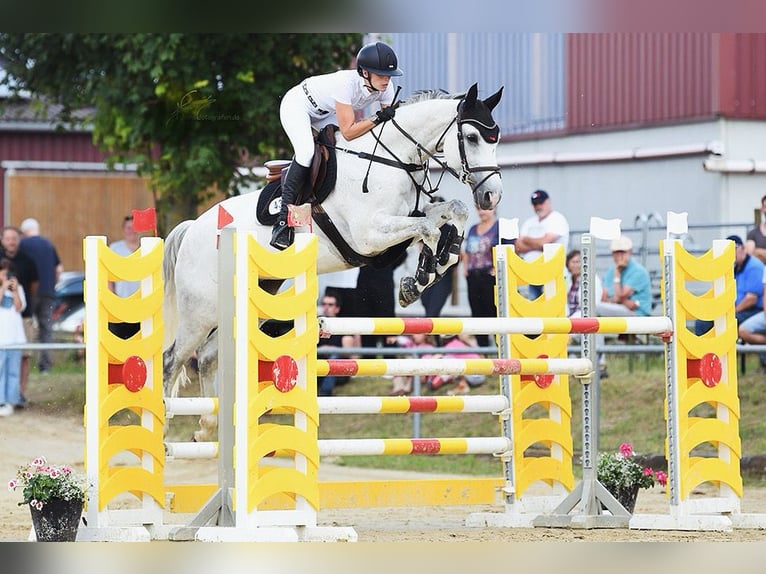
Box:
xmin=463 ymin=83 xmax=478 ymax=106
xmin=483 ymin=86 xmax=504 ymax=112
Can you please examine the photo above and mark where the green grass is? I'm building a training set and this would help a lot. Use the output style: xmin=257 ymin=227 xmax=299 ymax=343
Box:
xmin=26 ymin=350 xmax=766 ymax=484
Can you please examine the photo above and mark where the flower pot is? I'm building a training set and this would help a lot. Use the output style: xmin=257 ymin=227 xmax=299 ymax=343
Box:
xmin=602 ymin=484 xmax=640 ymax=514
xmin=29 ymin=497 xmax=83 ymax=542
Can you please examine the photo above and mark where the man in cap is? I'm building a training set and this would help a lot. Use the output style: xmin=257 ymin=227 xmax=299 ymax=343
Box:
xmin=514 ymin=189 xmax=570 ymax=300
xmin=596 ymin=235 xmax=651 ymax=317
xmin=699 ymin=235 xmax=763 ymax=336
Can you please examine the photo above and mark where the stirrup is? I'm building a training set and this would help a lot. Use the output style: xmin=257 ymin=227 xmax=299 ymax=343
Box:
xmin=270 ymin=222 xmax=294 ymax=250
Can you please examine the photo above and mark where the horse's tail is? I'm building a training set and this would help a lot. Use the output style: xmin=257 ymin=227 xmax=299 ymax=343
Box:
xmin=162 ymin=219 xmax=193 ymax=350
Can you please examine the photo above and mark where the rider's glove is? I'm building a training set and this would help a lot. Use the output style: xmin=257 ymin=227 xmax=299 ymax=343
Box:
xmin=373 ymin=106 xmax=396 ymax=125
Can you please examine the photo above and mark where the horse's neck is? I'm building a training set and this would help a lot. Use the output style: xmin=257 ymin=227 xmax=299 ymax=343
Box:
xmin=390 ymin=101 xmax=456 ymax=156
xmin=341 ymin=100 xmax=455 ymax=161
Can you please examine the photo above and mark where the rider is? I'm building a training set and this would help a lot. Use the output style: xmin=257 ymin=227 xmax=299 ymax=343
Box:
xmin=270 ymin=41 xmax=403 ymax=250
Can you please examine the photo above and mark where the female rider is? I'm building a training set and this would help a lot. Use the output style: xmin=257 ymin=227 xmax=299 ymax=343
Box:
xmin=270 ymin=41 xmax=403 ymax=250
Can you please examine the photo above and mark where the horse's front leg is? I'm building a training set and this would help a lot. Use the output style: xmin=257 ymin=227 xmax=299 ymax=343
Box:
xmin=398 ymin=200 xmax=469 ymax=306
xmin=427 ymin=200 xmax=469 ymax=279
xmin=353 ymin=214 xmax=441 ymax=307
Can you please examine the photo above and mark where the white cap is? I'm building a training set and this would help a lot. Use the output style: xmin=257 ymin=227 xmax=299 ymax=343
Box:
xmin=610 ymin=235 xmax=633 ymax=252
xmin=20 ymin=218 xmax=40 ymax=234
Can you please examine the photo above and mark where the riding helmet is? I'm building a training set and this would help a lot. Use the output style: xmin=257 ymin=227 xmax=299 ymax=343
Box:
xmin=356 ymin=42 xmax=403 ymax=77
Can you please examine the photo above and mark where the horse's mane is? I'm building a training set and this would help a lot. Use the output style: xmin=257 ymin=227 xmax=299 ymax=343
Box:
xmin=399 ymin=89 xmax=462 ymax=107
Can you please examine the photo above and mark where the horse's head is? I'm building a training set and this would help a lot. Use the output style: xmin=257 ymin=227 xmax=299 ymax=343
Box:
xmin=442 ymin=83 xmax=504 ymax=211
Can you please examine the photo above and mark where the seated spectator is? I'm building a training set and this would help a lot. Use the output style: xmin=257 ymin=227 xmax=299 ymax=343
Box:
xmin=596 ymin=235 xmax=651 ymax=317
xmin=565 ymin=248 xmax=607 ymax=377
xmin=697 ymin=235 xmax=763 ymax=336
xmin=428 ymin=333 xmax=486 ymax=395
xmin=317 ymin=292 xmax=358 ymax=396
xmin=386 ymin=333 xmax=436 ymax=395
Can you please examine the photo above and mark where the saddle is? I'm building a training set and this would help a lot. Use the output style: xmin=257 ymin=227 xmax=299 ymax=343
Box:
xmin=255 ymin=124 xmax=413 ymax=269
xmin=256 ymin=125 xmax=338 ymax=226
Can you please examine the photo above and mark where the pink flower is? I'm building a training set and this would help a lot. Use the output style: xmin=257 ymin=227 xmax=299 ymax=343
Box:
xmin=49 ymin=468 xmax=60 ymax=479
xmin=654 ymin=470 xmax=668 ymax=486
xmin=618 ymin=442 xmax=634 ymax=458
xmin=643 ymin=467 xmax=654 ymax=477
xmin=7 ymin=480 xmax=16 ymax=491
xmin=32 ymin=457 xmax=46 ymax=467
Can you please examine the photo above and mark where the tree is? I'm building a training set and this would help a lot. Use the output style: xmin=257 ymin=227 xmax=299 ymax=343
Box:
xmin=0 ymin=33 xmax=361 ymax=231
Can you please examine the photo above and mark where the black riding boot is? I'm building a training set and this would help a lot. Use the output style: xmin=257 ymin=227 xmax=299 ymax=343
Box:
xmin=270 ymin=162 xmax=310 ymax=250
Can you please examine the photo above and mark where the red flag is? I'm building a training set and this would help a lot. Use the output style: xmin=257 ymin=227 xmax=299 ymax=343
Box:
xmin=132 ymin=207 xmax=156 ymax=235
xmin=217 ymin=205 xmax=234 ymax=229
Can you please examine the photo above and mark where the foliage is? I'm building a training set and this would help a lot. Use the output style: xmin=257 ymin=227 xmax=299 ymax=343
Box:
xmin=597 ymin=442 xmax=667 ymax=495
xmin=8 ymin=456 xmax=87 ymax=510
xmin=0 ymin=33 xmax=361 ymax=231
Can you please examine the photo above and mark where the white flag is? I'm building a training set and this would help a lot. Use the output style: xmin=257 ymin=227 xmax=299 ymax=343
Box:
xmin=666 ymin=211 xmax=688 ymax=236
xmin=589 ymin=217 xmax=622 ymax=240
xmin=498 ymin=217 xmax=519 ymax=243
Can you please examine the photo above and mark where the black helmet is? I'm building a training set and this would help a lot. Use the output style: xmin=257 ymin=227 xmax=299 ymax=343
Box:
xmin=356 ymin=42 xmax=403 ymax=77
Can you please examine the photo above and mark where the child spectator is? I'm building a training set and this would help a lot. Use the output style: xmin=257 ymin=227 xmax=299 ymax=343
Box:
xmin=428 ymin=333 xmax=486 ymax=395
xmin=387 ymin=332 xmax=436 ymax=395
xmin=0 ymin=258 xmax=27 ymax=416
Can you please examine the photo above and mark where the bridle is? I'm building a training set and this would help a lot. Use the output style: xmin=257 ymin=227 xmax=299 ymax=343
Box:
xmin=378 ymin=99 xmax=501 ymax=196
xmin=328 ymin=96 xmax=501 ymax=211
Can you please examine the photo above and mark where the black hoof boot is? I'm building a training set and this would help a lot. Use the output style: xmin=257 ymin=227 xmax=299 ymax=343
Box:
xmin=270 ymin=221 xmax=294 ymax=250
xmin=398 ymin=276 xmax=421 ymax=307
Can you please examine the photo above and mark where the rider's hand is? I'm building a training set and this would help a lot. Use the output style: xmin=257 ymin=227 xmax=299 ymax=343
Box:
xmin=374 ymin=106 xmax=396 ymax=125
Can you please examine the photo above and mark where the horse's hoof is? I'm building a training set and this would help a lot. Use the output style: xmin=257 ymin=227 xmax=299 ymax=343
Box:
xmin=399 ymin=276 xmax=421 ymax=307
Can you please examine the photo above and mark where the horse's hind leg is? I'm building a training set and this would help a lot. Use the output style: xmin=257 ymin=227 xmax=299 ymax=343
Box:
xmin=193 ymin=330 xmax=219 ymax=442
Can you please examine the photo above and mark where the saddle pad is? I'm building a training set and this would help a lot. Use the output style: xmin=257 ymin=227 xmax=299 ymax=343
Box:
xmin=255 ymin=180 xmax=282 ymax=226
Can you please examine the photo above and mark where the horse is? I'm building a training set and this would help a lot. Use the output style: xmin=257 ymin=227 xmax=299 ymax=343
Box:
xmin=162 ymin=83 xmax=504 ymax=440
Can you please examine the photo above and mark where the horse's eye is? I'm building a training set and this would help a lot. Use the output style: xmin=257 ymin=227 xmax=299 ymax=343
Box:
xmin=466 ymin=133 xmax=479 ymax=144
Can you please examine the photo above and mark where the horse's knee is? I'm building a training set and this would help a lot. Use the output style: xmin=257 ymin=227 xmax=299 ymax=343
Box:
xmin=193 ymin=414 xmax=218 ymax=442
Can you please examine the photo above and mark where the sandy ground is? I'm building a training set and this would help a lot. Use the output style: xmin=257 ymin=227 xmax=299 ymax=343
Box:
xmin=3 ymin=407 xmax=766 ymax=543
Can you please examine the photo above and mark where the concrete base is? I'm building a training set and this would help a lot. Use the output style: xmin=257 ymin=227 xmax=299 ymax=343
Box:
xmin=629 ymin=513 xmax=733 ymax=532
xmin=194 ymin=525 xmax=358 ymax=542
xmin=75 ymin=525 xmax=153 ymax=542
xmin=532 ymin=513 xmax=630 ymax=529
xmin=466 ymin=511 xmax=538 ymax=528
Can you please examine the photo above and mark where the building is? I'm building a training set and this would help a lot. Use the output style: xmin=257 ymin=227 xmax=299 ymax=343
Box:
xmin=0 ymin=99 xmax=153 ymax=272
xmin=383 ymin=33 xmax=766 ymax=276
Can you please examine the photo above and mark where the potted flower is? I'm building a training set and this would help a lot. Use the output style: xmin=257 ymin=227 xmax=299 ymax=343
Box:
xmin=8 ymin=456 xmax=88 ymax=541
xmin=597 ymin=442 xmax=668 ymax=513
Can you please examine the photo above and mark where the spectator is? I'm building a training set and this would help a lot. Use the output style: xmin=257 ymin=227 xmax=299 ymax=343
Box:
xmin=461 ymin=206 xmax=499 ymax=349
xmin=0 ymin=226 xmax=39 ymax=403
xmin=738 ymin=268 xmax=766 ymax=371
xmin=697 ymin=235 xmax=763 ymax=336
xmin=0 ymin=258 xmax=27 ymax=416
xmin=356 ymin=250 xmax=408 ymax=351
xmin=19 ymin=218 xmax=62 ymax=374
xmin=108 ymin=215 xmax=142 ymax=339
xmin=746 ymin=194 xmax=766 ymax=265
xmin=565 ymin=248 xmax=607 ymax=377
xmin=428 ymin=333 xmax=486 ymax=395
xmin=386 ymin=333 xmax=436 ymax=395
xmin=514 ymin=189 xmax=570 ymax=300
xmin=321 ymin=268 xmax=360 ymax=318
xmin=565 ymin=249 xmax=603 ymax=319
xmin=317 ymin=291 xmax=358 ymax=396
xmin=596 ymin=235 xmax=651 ymax=317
